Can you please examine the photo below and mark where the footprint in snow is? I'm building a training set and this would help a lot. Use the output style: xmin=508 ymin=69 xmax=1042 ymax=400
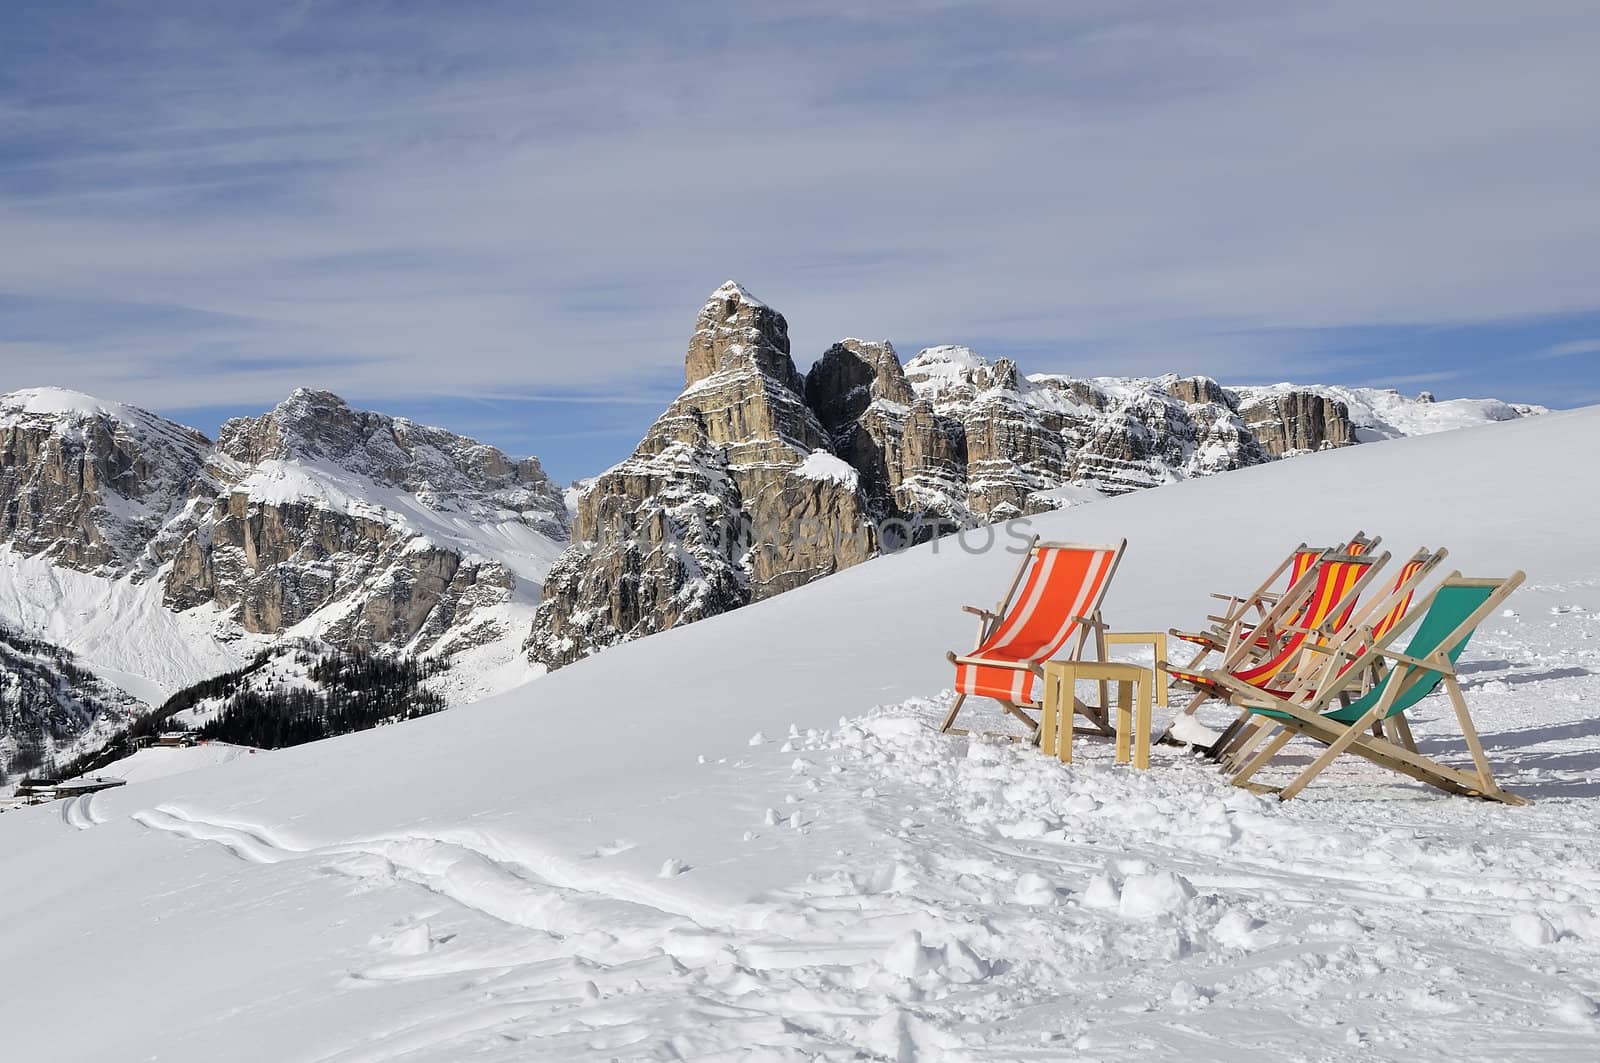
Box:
xmin=588 ymin=838 xmax=637 ymax=858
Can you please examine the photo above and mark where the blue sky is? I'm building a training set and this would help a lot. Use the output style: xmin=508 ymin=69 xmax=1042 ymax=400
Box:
xmin=2 ymin=1 xmax=1599 ymax=482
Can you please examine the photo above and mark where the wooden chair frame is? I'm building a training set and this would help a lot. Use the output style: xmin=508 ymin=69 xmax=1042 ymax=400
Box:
xmin=1215 ymin=572 xmax=1527 ymax=804
xmin=1170 ymin=531 xmax=1379 ymax=672
xmin=1210 ymin=547 xmax=1449 ymax=765
xmin=942 ymin=536 xmax=1127 ymax=737
xmin=1159 ymin=549 xmax=1391 ymax=732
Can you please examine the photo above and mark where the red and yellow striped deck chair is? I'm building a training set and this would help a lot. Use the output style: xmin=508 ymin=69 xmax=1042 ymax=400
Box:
xmin=1212 ymin=547 xmax=1448 ymax=765
xmin=941 ymin=537 xmax=1126 ymax=736
xmin=1160 ymin=549 xmax=1388 ymax=725
xmin=1171 ymin=531 xmax=1379 ymax=671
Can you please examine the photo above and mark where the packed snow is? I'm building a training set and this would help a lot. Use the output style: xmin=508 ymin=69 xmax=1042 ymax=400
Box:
xmin=88 ymin=742 xmax=258 ymax=784
xmin=1 ymin=408 xmax=1597 ymax=1061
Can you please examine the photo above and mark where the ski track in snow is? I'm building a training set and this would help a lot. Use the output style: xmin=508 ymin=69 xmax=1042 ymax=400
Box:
xmin=119 ymin=607 xmax=1600 ymax=1062
xmin=61 ymin=792 xmax=101 ymax=830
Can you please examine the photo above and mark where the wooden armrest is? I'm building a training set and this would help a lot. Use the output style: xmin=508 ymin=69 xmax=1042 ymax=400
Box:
xmin=947 ymin=652 xmax=1033 ymax=671
xmin=962 ymin=605 xmax=999 ymax=618
xmin=1376 ymin=650 xmax=1452 ymax=673
xmin=1072 ymin=615 xmax=1106 ymax=629
xmin=1208 ymin=592 xmax=1245 ymax=604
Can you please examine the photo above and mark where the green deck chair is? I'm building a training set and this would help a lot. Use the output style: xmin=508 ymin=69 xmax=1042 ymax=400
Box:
xmin=1211 ymin=571 xmax=1527 ymax=804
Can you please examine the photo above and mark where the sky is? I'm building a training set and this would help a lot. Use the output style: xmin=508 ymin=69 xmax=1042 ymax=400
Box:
xmin=2 ymin=0 xmax=1599 ymax=483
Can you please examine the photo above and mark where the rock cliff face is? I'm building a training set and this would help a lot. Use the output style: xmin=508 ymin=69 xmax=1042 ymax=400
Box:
xmin=527 ymin=283 xmax=875 ymax=668
xmin=529 ymin=283 xmax=1548 ymax=669
xmin=0 ymin=389 xmax=211 ymax=574
xmin=0 ymin=388 xmax=569 ymax=670
xmin=162 ymin=389 xmax=567 ymax=652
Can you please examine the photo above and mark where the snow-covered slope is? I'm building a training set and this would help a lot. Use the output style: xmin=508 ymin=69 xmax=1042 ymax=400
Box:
xmin=0 ymin=621 xmax=149 ymax=786
xmin=2 ymin=408 xmax=1596 ymax=1061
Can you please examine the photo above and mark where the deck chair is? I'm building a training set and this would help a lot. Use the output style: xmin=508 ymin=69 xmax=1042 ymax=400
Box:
xmin=941 ymin=537 xmax=1126 ymax=736
xmin=1160 ymin=549 xmax=1388 ymax=726
xmin=1171 ymin=531 xmax=1379 ymax=671
xmin=1210 ymin=547 xmax=1449 ymax=764
xmin=1218 ymin=572 xmax=1527 ymax=804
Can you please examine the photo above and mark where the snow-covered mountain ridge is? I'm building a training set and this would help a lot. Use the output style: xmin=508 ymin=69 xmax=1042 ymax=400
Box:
xmin=531 ymin=281 xmax=1548 ymax=668
xmin=0 ymin=387 xmax=569 ymax=713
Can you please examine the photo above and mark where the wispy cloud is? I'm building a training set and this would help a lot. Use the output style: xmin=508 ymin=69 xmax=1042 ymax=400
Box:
xmin=1533 ymin=338 xmax=1600 ymax=359
xmin=1 ymin=0 xmax=1598 ymax=427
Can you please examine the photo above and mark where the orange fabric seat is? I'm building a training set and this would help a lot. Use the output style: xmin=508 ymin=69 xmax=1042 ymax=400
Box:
xmin=942 ymin=538 xmax=1126 ymax=734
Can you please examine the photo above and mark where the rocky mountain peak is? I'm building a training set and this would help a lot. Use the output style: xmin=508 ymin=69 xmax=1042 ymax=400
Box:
xmin=528 ymin=283 xmax=876 ymax=669
xmin=685 ymin=280 xmax=799 ymax=393
xmin=804 ymin=339 xmax=913 ymax=436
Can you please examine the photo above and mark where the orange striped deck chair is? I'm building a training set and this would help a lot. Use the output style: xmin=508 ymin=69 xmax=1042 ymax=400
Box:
xmin=1161 ymin=549 xmax=1389 ymax=725
xmin=941 ymin=537 xmax=1126 ymax=736
xmin=1211 ymin=547 xmax=1448 ymax=764
xmin=1171 ymin=531 xmax=1379 ymax=670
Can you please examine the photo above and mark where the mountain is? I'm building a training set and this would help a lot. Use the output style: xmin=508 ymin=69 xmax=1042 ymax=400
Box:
xmin=0 ymin=622 xmax=148 ymax=786
xmin=529 ymin=281 xmax=1547 ymax=669
xmin=0 ymin=387 xmax=213 ymax=574
xmin=527 ymin=282 xmax=876 ymax=667
xmin=0 ymin=388 xmax=570 ymax=706
xmin=3 ymin=407 xmax=1595 ymax=1061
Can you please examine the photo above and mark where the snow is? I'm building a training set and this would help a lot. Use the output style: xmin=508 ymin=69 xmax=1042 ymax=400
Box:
xmin=88 ymin=742 xmax=257 ymax=784
xmin=1028 ymin=482 xmax=1109 ymax=509
xmin=235 ymin=458 xmax=565 ymax=585
xmin=0 ymin=544 xmax=264 ymax=699
xmin=2 ymin=408 xmax=1599 ymax=1060
xmin=712 ymin=278 xmax=766 ymax=307
xmin=1231 ymin=383 xmax=1550 ymax=442
xmin=795 ymin=448 xmax=861 ymax=488
xmin=0 ymin=386 xmax=186 ymax=430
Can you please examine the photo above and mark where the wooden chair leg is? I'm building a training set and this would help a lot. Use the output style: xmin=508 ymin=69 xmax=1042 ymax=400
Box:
xmin=1390 ymin=711 xmax=1417 ymax=753
xmin=939 ymin=694 xmax=967 ymax=734
xmin=1222 ymin=719 xmax=1276 ymax=772
xmin=1279 ymin=707 xmax=1386 ymax=800
xmin=1230 ymin=728 xmax=1295 ymax=787
xmin=999 ymin=698 xmax=1040 ymax=734
xmin=1443 ymin=677 xmax=1497 ymax=791
xmin=1205 ymin=712 xmax=1251 ymax=760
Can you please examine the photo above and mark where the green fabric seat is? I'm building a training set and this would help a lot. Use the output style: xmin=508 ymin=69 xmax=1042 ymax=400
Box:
xmin=1248 ymin=584 xmax=1495 ymax=723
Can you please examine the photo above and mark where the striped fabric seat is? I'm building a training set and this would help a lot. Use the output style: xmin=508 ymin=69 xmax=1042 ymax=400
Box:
xmin=1203 ymin=547 xmax=1449 ymax=764
xmin=1172 ymin=546 xmax=1325 ymax=649
xmin=942 ymin=538 xmax=1126 ymax=734
xmin=1172 ymin=532 xmax=1372 ymax=657
xmin=1169 ymin=552 xmax=1379 ymax=696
